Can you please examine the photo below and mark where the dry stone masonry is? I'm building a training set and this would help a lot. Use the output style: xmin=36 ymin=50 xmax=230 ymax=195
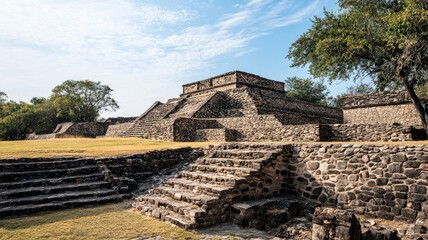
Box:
xmin=102 ymin=71 xmax=425 ymax=142
xmin=133 ymin=143 xmax=287 ymax=229
xmin=105 ymin=71 xmax=344 ymax=141
xmin=133 ymin=143 xmax=427 ymax=238
xmin=341 ymin=91 xmax=428 ymax=126
xmin=0 ymin=148 xmax=199 ymax=217
xmin=1 ymin=142 xmax=426 ymax=239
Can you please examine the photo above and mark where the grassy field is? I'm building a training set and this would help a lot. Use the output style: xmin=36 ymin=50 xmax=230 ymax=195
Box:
xmin=0 ymin=138 xmax=213 ymax=159
xmin=0 ymin=203 xmax=199 ymax=240
xmin=1 ymin=137 xmax=428 ymax=159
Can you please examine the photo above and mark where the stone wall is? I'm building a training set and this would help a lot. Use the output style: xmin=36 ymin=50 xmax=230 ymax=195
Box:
xmin=182 ymin=71 xmax=284 ymax=95
xmin=95 ymin=147 xmax=201 ymax=183
xmin=341 ymin=91 xmax=427 ymax=126
xmin=172 ymin=118 xmax=231 ymax=142
xmin=248 ymin=88 xmax=343 ymax=124
xmin=324 ymin=124 xmax=419 ymax=142
xmin=281 ymin=143 xmax=428 ymax=222
xmin=217 ymin=116 xmax=321 ymax=142
xmin=28 ymin=122 xmax=109 ymax=139
xmin=343 ymin=104 xmax=422 ymax=125
xmin=105 ymin=122 xmax=133 ymax=137
xmin=65 ymin=122 xmax=109 ymax=137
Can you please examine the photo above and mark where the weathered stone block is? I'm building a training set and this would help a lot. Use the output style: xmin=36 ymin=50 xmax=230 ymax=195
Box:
xmin=404 ymin=168 xmax=421 ymax=178
xmin=390 ymin=153 xmax=407 ymax=162
xmin=307 ymin=161 xmax=320 ymax=170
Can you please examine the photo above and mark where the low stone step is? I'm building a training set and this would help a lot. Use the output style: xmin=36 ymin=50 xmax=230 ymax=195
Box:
xmin=196 ymin=157 xmax=264 ymax=169
xmin=0 ymin=158 xmax=96 ymax=171
xmin=0 ymin=165 xmax=101 ymax=182
xmin=205 ymin=150 xmax=270 ymax=159
xmin=208 ymin=143 xmax=284 ymax=152
xmin=179 ymin=171 xmax=247 ymax=185
xmin=134 ymin=203 xmax=197 ymax=229
xmin=188 ymin=164 xmax=256 ymax=176
xmin=139 ymin=195 xmax=206 ymax=219
xmin=0 ymin=173 xmax=105 ymax=190
xmin=0 ymin=181 xmax=111 ymax=199
xmin=165 ymin=178 xmax=232 ymax=196
xmin=0 ymin=195 xmax=122 ymax=218
xmin=153 ymin=186 xmax=219 ymax=207
xmin=0 ymin=189 xmax=116 ymax=208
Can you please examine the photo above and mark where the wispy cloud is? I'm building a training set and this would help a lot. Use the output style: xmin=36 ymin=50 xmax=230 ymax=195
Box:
xmin=0 ymin=0 xmax=322 ymax=116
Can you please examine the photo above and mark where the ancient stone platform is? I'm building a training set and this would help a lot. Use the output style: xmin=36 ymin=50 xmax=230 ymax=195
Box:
xmin=0 ymin=157 xmax=123 ymax=217
xmin=0 ymin=148 xmax=198 ymax=218
xmin=133 ymin=142 xmax=428 ymax=232
xmin=133 ymin=143 xmax=287 ymax=229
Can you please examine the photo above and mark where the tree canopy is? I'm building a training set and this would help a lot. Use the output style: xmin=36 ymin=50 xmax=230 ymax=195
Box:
xmin=284 ymin=77 xmax=331 ymax=106
xmin=0 ymin=80 xmax=118 ymax=140
xmin=288 ymin=0 xmax=428 ymax=131
xmin=0 ymin=91 xmax=6 ymax=104
xmin=50 ymin=80 xmax=119 ymax=123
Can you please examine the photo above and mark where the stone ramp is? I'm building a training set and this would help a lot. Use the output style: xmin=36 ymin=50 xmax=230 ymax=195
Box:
xmin=132 ymin=143 xmax=286 ymax=229
xmin=0 ymin=157 xmax=123 ymax=217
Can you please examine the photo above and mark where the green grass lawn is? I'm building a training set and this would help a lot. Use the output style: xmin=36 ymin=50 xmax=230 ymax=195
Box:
xmin=0 ymin=138 xmax=214 ymax=159
xmin=0 ymin=203 xmax=200 ymax=240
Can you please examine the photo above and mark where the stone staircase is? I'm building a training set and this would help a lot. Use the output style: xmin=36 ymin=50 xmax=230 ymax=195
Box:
xmin=167 ymin=92 xmax=216 ymax=119
xmin=120 ymin=101 xmax=178 ymax=137
xmin=0 ymin=157 xmax=123 ymax=217
xmin=133 ymin=143 xmax=286 ymax=229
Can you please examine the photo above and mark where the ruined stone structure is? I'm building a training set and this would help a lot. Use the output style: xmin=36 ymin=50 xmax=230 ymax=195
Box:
xmin=1 ymin=143 xmax=426 ymax=239
xmin=341 ymin=91 xmax=427 ymax=126
xmin=133 ymin=143 xmax=428 ymax=234
xmin=0 ymin=148 xmax=198 ymax=217
xmin=27 ymin=122 xmax=110 ymax=140
xmin=106 ymin=71 xmax=343 ymax=141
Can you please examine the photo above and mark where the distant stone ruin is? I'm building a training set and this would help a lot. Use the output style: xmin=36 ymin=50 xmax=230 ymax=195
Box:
xmin=27 ymin=71 xmax=427 ymax=142
xmin=104 ymin=71 xmax=425 ymax=142
xmin=27 ymin=122 xmax=109 ymax=140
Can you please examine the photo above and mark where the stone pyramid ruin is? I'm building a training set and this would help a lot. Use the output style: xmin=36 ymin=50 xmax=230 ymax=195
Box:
xmin=106 ymin=71 xmax=343 ymax=141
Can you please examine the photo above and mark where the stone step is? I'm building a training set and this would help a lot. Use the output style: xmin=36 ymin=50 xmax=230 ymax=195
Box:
xmin=139 ymin=195 xmax=206 ymax=220
xmin=0 ymin=189 xmax=117 ymax=208
xmin=0 ymin=181 xmax=111 ymax=199
xmin=179 ymin=171 xmax=247 ymax=185
xmin=134 ymin=203 xmax=197 ymax=229
xmin=165 ymin=178 xmax=232 ymax=196
xmin=0 ymin=165 xmax=101 ymax=182
xmin=0 ymin=195 xmax=122 ymax=218
xmin=153 ymin=186 xmax=219 ymax=207
xmin=0 ymin=158 xmax=96 ymax=171
xmin=207 ymin=144 xmax=284 ymax=152
xmin=196 ymin=157 xmax=264 ymax=169
xmin=188 ymin=164 xmax=256 ymax=177
xmin=205 ymin=150 xmax=271 ymax=159
xmin=0 ymin=173 xmax=105 ymax=190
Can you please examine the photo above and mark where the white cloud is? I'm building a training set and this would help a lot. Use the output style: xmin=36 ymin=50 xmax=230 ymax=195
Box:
xmin=139 ymin=4 xmax=194 ymax=26
xmin=0 ymin=0 xmax=322 ymax=117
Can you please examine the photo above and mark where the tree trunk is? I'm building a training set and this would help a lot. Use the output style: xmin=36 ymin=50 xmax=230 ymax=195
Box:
xmin=403 ymin=79 xmax=428 ymax=135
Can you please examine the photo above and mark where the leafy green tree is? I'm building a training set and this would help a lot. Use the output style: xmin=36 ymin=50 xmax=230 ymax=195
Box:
xmin=50 ymin=80 xmax=119 ymax=123
xmin=285 ymin=77 xmax=331 ymax=105
xmin=0 ymin=91 xmax=6 ymax=104
xmin=0 ymin=101 xmax=55 ymax=140
xmin=288 ymin=0 xmax=428 ymax=131
xmin=0 ymin=91 xmax=7 ymax=118
xmin=346 ymin=83 xmax=376 ymax=95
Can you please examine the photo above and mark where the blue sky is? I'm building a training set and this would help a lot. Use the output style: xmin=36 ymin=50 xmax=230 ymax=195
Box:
xmin=0 ymin=0 xmax=354 ymax=117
